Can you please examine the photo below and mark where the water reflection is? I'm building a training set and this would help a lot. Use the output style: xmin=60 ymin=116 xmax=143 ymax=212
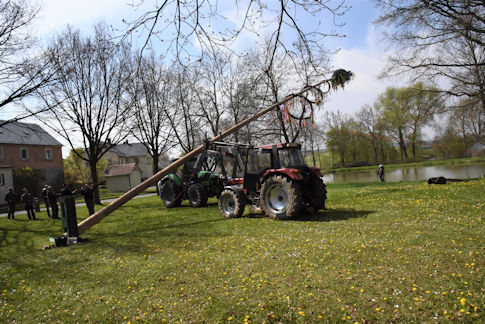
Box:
xmin=322 ymin=163 xmax=485 ymax=184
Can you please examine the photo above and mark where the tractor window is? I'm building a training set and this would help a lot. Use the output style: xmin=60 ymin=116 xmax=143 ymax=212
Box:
xmin=247 ymin=150 xmax=271 ymax=174
xmin=279 ymin=148 xmax=306 ymax=168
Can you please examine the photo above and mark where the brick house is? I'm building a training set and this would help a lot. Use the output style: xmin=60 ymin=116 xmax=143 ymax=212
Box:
xmin=0 ymin=121 xmax=64 ymax=201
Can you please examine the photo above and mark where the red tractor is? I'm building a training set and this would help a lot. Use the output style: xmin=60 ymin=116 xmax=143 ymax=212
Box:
xmin=218 ymin=143 xmax=327 ymax=219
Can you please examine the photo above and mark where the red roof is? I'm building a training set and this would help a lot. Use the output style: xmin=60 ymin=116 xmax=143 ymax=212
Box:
xmin=104 ymin=163 xmax=139 ymax=177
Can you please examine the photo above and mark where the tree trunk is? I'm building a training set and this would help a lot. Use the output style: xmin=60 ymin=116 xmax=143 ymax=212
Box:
xmin=379 ymin=140 xmax=386 ymax=162
xmin=152 ymin=155 xmax=160 ymax=195
xmin=152 ymin=156 xmax=159 ymax=175
xmin=372 ymin=138 xmax=378 ymax=164
xmin=410 ymin=132 xmax=417 ymax=160
xmin=89 ymin=160 xmax=101 ymax=204
xmin=398 ymin=129 xmax=408 ymax=160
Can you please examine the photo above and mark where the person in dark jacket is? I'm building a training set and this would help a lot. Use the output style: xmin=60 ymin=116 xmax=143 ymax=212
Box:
xmin=74 ymin=184 xmax=95 ymax=215
xmin=4 ymin=187 xmax=18 ymax=220
xmin=21 ymin=188 xmax=36 ymax=220
xmin=60 ymin=184 xmax=73 ymax=196
xmin=47 ymin=186 xmax=59 ymax=219
xmin=378 ymin=164 xmax=385 ymax=182
xmin=41 ymin=185 xmax=51 ymax=218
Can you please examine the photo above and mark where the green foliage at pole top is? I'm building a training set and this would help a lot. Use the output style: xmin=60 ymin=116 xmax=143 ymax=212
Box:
xmin=330 ymin=69 xmax=354 ymax=89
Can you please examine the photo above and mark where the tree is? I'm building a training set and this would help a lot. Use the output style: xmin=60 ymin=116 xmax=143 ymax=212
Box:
xmin=13 ymin=166 xmax=42 ymax=196
xmin=165 ymin=64 xmax=204 ymax=154
xmin=374 ymin=0 xmax=485 ymax=114
xmin=324 ymin=110 xmax=352 ymax=166
xmin=223 ymin=64 xmax=261 ymax=144
xmin=375 ymin=83 xmax=439 ymax=160
xmin=36 ymin=24 xmax=133 ymax=203
xmin=375 ymin=87 xmax=411 ymax=160
xmin=355 ymin=105 xmax=381 ymax=163
xmin=63 ymin=148 xmax=108 ymax=186
xmin=448 ymin=97 xmax=484 ymax=149
xmin=124 ymin=0 xmax=347 ymax=71
xmin=192 ymin=51 xmax=229 ymax=138
xmin=129 ymin=53 xmax=174 ymax=175
xmin=404 ymin=83 xmax=442 ymax=159
xmin=0 ymin=0 xmax=55 ymax=126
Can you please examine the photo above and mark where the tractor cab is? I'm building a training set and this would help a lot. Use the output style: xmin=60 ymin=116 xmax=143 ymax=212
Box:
xmin=243 ymin=143 xmax=318 ymax=194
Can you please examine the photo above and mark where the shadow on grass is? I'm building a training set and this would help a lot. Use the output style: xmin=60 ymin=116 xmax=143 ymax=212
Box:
xmin=96 ymin=217 xmax=227 ymax=238
xmin=244 ymin=208 xmax=374 ymax=222
xmin=296 ymin=208 xmax=374 ymax=222
xmin=0 ymin=219 xmax=61 ymax=249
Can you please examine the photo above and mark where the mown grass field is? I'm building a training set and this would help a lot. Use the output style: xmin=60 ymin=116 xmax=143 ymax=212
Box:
xmin=1 ymin=179 xmax=483 ymax=323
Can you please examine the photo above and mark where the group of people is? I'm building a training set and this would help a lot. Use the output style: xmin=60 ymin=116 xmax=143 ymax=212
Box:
xmin=4 ymin=184 xmax=95 ymax=220
xmin=4 ymin=187 xmax=38 ymax=220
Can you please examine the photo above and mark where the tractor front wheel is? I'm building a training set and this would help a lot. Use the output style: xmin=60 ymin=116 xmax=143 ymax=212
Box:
xmin=218 ymin=188 xmax=245 ymax=218
xmin=187 ymin=183 xmax=208 ymax=207
xmin=260 ymin=175 xmax=302 ymax=220
xmin=159 ymin=180 xmax=182 ymax=208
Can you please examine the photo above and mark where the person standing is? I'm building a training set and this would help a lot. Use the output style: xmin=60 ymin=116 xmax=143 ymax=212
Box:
xmin=47 ymin=186 xmax=59 ymax=219
xmin=75 ymin=184 xmax=95 ymax=215
xmin=21 ymin=188 xmax=36 ymax=220
xmin=41 ymin=185 xmax=51 ymax=218
xmin=33 ymin=195 xmax=40 ymax=212
xmin=4 ymin=187 xmax=18 ymax=220
xmin=378 ymin=164 xmax=385 ymax=182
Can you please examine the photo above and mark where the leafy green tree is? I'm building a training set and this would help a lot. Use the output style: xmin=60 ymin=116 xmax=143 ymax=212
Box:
xmin=324 ymin=111 xmax=353 ymax=167
xmin=376 ymin=83 xmax=439 ymax=160
xmin=403 ymin=83 xmax=442 ymax=159
xmin=64 ymin=148 xmax=107 ymax=186
xmin=13 ymin=167 xmax=42 ymax=196
xmin=375 ymin=87 xmax=412 ymax=160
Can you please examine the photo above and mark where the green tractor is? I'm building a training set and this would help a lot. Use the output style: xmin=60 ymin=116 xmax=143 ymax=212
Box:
xmin=157 ymin=142 xmax=248 ymax=208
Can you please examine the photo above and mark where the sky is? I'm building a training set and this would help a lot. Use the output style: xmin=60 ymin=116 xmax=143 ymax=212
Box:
xmin=26 ymin=0 xmax=401 ymax=156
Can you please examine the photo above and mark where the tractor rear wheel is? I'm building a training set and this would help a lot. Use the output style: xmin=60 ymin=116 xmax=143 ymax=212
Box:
xmin=310 ymin=178 xmax=327 ymax=211
xmin=159 ymin=180 xmax=182 ymax=208
xmin=187 ymin=183 xmax=208 ymax=207
xmin=218 ymin=188 xmax=245 ymax=218
xmin=261 ymin=175 xmax=302 ymax=220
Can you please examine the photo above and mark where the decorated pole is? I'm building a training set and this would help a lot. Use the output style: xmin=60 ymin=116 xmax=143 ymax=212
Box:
xmin=76 ymin=70 xmax=352 ymax=235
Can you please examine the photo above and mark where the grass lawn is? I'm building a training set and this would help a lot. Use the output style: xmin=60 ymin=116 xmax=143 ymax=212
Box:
xmin=0 ymin=179 xmax=483 ymax=322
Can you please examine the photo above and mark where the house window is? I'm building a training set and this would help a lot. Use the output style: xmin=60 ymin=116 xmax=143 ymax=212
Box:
xmin=45 ymin=148 xmax=53 ymax=160
xmin=0 ymin=174 xmax=4 ymax=186
xmin=0 ymin=147 xmax=3 ymax=161
xmin=20 ymin=148 xmax=29 ymax=161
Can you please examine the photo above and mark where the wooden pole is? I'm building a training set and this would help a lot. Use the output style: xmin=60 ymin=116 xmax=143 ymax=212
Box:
xmin=76 ymin=81 xmax=329 ymax=235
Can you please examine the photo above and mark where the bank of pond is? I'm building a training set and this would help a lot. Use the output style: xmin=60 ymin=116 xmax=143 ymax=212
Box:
xmin=323 ymin=161 xmax=485 ymax=184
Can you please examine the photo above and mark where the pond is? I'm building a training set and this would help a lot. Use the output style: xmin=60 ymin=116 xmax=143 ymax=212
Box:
xmin=321 ymin=163 xmax=485 ymax=184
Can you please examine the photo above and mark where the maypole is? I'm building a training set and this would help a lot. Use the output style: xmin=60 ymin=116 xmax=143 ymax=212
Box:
xmin=76 ymin=69 xmax=353 ymax=235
